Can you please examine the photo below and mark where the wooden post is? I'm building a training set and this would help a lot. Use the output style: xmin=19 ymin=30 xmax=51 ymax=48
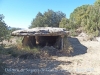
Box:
xmin=61 ymin=35 xmax=64 ymax=50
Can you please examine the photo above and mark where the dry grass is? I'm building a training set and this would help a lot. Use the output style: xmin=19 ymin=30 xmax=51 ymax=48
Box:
xmin=0 ymin=36 xmax=74 ymax=60
xmin=1 ymin=36 xmax=100 ymax=74
xmin=57 ymin=37 xmax=73 ymax=56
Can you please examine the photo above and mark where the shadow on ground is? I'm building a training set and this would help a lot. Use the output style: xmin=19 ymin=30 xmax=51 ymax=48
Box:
xmin=0 ymin=55 xmax=71 ymax=75
xmin=68 ymin=37 xmax=87 ymax=56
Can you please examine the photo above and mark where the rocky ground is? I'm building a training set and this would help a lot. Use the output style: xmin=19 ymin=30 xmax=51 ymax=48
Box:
xmin=1 ymin=36 xmax=100 ymax=75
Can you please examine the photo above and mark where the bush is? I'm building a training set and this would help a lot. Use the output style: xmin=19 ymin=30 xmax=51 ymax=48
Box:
xmin=70 ymin=29 xmax=78 ymax=37
xmin=55 ymin=36 xmax=73 ymax=56
xmin=0 ymin=36 xmax=74 ymax=59
xmin=61 ymin=37 xmax=73 ymax=56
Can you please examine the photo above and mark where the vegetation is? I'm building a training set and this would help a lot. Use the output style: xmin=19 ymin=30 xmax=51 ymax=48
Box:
xmin=29 ymin=9 xmax=66 ymax=28
xmin=69 ymin=0 xmax=100 ymax=37
xmin=69 ymin=4 xmax=100 ymax=36
xmin=29 ymin=0 xmax=100 ymax=37
xmin=0 ymin=0 xmax=100 ymax=60
xmin=1 ymin=0 xmax=100 ymax=40
xmin=0 ymin=14 xmax=9 ymax=43
xmin=1 ymin=1 xmax=100 ymax=74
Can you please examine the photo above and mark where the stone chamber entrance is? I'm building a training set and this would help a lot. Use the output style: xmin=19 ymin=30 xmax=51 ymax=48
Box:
xmin=11 ymin=27 xmax=73 ymax=56
xmin=22 ymin=36 xmax=61 ymax=49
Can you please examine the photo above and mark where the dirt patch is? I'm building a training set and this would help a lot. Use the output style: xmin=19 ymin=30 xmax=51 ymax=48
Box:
xmin=1 ymin=36 xmax=100 ymax=75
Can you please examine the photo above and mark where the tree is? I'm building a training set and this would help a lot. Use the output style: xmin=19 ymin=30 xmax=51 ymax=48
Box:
xmin=94 ymin=0 xmax=100 ymax=6
xmin=69 ymin=2 xmax=100 ymax=37
xmin=0 ymin=14 xmax=9 ymax=42
xmin=29 ymin=9 xmax=66 ymax=28
xmin=59 ymin=18 xmax=70 ymax=30
xmin=70 ymin=5 xmax=91 ymax=28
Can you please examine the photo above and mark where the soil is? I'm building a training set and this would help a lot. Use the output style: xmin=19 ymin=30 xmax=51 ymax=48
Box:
xmin=1 ymin=36 xmax=100 ymax=75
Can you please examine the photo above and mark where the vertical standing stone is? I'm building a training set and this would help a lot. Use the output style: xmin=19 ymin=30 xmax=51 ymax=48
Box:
xmin=35 ymin=36 xmax=39 ymax=44
xmin=22 ymin=36 xmax=29 ymax=46
xmin=61 ymin=35 xmax=64 ymax=50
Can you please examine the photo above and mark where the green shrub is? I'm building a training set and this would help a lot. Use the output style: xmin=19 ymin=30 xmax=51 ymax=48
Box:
xmin=70 ymin=29 xmax=77 ymax=37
